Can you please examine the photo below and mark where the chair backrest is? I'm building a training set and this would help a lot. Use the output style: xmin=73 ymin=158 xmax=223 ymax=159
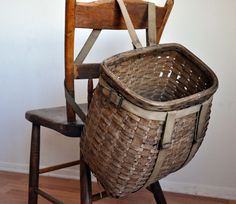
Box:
xmin=65 ymin=0 xmax=174 ymax=122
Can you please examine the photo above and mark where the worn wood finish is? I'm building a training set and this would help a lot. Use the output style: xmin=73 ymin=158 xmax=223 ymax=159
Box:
xmin=26 ymin=104 xmax=87 ymax=204
xmin=74 ymin=63 xmax=100 ymax=79
xmin=26 ymin=105 xmax=87 ymax=137
xmin=26 ymin=0 xmax=174 ymax=203
xmin=65 ymin=0 xmax=76 ymax=122
xmin=75 ymin=0 xmax=168 ymax=30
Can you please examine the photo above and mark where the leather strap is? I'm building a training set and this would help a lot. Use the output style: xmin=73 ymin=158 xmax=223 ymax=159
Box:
xmin=143 ymin=111 xmax=178 ymax=187
xmin=99 ymin=77 xmax=202 ymax=121
xmin=142 ymin=109 xmax=176 ymax=187
xmin=148 ymin=2 xmax=157 ymax=46
xmin=64 ymin=81 xmax=86 ymax=122
xmin=181 ymin=97 xmax=213 ymax=167
xmin=98 ymin=78 xmax=167 ymax=121
xmin=116 ymin=0 xmax=157 ymax=48
xmin=74 ymin=29 xmax=101 ymax=65
xmin=116 ymin=0 xmax=142 ymax=49
xmin=65 ymin=29 xmax=101 ymax=120
xmin=143 ymin=102 xmax=202 ymax=187
xmin=144 ymin=148 xmax=167 ymax=187
xmin=196 ymin=97 xmax=212 ymax=141
xmin=99 ymin=76 xmax=210 ymax=187
xmin=161 ymin=111 xmax=177 ymax=148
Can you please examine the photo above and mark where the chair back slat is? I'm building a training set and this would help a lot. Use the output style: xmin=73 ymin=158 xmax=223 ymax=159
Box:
xmin=75 ymin=0 xmax=168 ymax=30
xmin=74 ymin=64 xmax=100 ymax=79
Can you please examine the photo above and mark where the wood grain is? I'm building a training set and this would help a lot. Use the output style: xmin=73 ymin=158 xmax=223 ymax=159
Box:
xmin=25 ymin=105 xmax=87 ymax=137
xmin=75 ymin=0 xmax=167 ymax=30
xmin=65 ymin=0 xmax=76 ymax=122
xmin=0 ymin=171 xmax=235 ymax=204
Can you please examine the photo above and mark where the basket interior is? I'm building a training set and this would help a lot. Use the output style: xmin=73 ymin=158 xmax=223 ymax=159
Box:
xmin=107 ymin=50 xmax=214 ymax=102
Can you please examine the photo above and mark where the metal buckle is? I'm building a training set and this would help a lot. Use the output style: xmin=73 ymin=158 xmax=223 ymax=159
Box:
xmin=98 ymin=83 xmax=124 ymax=109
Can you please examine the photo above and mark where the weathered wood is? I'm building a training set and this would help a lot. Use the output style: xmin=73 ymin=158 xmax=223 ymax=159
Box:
xmin=75 ymin=0 xmax=167 ymax=30
xmin=74 ymin=63 xmax=100 ymax=79
xmin=74 ymin=30 xmax=101 ymax=66
xmin=25 ymin=105 xmax=87 ymax=137
xmin=28 ymin=124 xmax=40 ymax=204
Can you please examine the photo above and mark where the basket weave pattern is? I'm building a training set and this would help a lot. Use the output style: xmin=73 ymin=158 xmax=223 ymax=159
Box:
xmin=81 ymin=89 xmax=164 ymax=196
xmin=81 ymin=44 xmax=218 ymax=198
xmin=110 ymin=52 xmax=209 ymax=101
xmin=81 ymin=89 xmax=212 ymax=197
xmin=156 ymin=113 xmax=197 ymax=177
xmin=104 ymin=49 xmax=212 ymax=111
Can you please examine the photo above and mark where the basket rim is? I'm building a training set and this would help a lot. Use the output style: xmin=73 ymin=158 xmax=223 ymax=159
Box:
xmin=100 ymin=43 xmax=218 ymax=111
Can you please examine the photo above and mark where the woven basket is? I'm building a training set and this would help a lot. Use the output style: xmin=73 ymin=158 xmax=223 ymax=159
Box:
xmin=81 ymin=44 xmax=218 ymax=198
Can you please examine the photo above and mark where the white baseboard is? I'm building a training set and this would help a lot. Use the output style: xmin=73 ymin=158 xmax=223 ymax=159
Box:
xmin=160 ymin=180 xmax=236 ymax=201
xmin=0 ymin=161 xmax=80 ymax=180
xmin=0 ymin=161 xmax=235 ymax=201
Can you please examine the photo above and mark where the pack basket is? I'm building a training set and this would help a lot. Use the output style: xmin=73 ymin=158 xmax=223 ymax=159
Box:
xmin=78 ymin=0 xmax=218 ymax=198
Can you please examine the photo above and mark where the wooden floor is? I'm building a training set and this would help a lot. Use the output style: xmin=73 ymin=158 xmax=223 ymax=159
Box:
xmin=0 ymin=171 xmax=235 ymax=204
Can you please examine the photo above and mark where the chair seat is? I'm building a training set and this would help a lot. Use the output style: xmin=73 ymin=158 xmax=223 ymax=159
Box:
xmin=25 ymin=104 xmax=87 ymax=137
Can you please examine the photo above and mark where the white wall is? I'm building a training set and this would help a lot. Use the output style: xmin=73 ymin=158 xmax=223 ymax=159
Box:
xmin=0 ymin=0 xmax=236 ymax=200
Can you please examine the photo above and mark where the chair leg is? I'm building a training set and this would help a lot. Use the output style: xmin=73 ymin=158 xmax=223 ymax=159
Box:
xmin=80 ymin=153 xmax=92 ymax=204
xmin=148 ymin=181 xmax=167 ymax=204
xmin=28 ymin=124 xmax=40 ymax=204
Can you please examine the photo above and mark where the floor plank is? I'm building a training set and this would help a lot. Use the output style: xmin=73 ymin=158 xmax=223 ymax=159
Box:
xmin=0 ymin=171 xmax=235 ymax=204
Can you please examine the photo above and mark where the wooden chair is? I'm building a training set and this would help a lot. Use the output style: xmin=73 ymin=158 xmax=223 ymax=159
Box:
xmin=26 ymin=0 xmax=174 ymax=203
